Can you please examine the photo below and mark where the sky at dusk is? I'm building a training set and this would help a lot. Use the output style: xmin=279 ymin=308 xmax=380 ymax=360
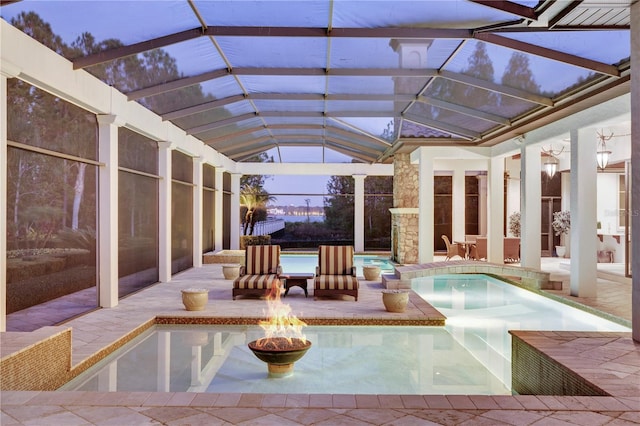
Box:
xmin=262 ymin=175 xmax=331 ymax=207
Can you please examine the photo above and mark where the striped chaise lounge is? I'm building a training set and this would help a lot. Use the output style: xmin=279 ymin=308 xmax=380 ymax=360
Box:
xmin=314 ymin=245 xmax=359 ymax=301
xmin=233 ymin=244 xmax=282 ymax=300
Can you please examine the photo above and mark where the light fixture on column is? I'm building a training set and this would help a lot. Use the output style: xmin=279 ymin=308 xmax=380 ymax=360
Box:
xmin=596 ymin=129 xmax=613 ymax=170
xmin=540 ymin=145 xmax=564 ymax=178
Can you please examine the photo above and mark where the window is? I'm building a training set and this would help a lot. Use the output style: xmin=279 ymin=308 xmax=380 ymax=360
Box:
xmin=6 ymin=82 xmax=98 ymax=330
xmin=118 ymin=128 xmax=159 ymax=296
xmin=172 ymin=151 xmax=193 ymax=274
xmin=202 ymin=165 xmax=216 ymax=253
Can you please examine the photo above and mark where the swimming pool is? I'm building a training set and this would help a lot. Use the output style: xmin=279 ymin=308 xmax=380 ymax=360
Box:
xmin=63 ymin=325 xmax=509 ymax=395
xmin=411 ymin=274 xmax=630 ymax=386
xmin=280 ymin=253 xmax=395 ymax=275
xmin=61 ymin=274 xmax=629 ymax=395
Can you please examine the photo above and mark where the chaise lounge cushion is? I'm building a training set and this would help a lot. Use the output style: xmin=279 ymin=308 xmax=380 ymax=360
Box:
xmin=315 ymin=275 xmax=358 ymax=291
xmin=234 ymin=274 xmax=279 ymax=290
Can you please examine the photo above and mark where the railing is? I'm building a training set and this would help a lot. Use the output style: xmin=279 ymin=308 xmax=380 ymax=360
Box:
xmin=241 ymin=218 xmax=285 ymax=236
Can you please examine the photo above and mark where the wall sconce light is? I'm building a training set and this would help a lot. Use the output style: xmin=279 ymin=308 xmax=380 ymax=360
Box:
xmin=596 ymin=129 xmax=613 ymax=170
xmin=541 ymin=145 xmax=564 ymax=178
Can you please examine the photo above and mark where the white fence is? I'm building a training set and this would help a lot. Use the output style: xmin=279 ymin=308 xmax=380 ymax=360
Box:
xmin=241 ymin=218 xmax=285 ymax=236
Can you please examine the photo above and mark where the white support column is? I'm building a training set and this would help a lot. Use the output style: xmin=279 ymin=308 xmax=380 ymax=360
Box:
xmin=353 ymin=174 xmax=366 ymax=252
xmin=452 ymin=167 xmax=466 ymax=242
xmin=0 ymin=68 xmax=17 ymax=331
xmin=97 ymin=115 xmax=120 ymax=308
xmin=561 ymin=172 xmax=571 ymax=211
xmin=520 ymin=143 xmax=541 ymax=269
xmin=631 ymin=0 xmax=640 ymax=342
xmin=560 ymin=171 xmax=571 ymax=257
xmin=158 ymin=141 xmax=173 ymax=282
xmin=192 ymin=156 xmax=204 ymax=268
xmin=214 ymin=167 xmax=224 ymax=251
xmin=570 ymin=128 xmax=598 ymax=297
xmin=477 ymin=175 xmax=488 ymax=237
xmin=418 ymin=149 xmax=434 ymax=263
xmin=487 ymin=156 xmax=504 ymax=263
xmin=230 ymin=173 xmax=241 ymax=250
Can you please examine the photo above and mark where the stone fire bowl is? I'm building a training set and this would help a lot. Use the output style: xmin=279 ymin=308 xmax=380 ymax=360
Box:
xmin=248 ymin=338 xmax=311 ymax=377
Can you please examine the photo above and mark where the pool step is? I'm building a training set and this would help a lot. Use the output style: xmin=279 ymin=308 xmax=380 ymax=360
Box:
xmin=381 ymin=273 xmax=411 ymax=289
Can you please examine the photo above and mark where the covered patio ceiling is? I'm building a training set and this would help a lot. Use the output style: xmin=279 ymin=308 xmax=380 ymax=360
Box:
xmin=0 ymin=0 xmax=633 ymax=163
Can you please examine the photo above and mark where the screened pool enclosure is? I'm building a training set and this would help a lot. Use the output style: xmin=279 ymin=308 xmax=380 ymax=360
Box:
xmin=0 ymin=1 xmax=637 ymax=337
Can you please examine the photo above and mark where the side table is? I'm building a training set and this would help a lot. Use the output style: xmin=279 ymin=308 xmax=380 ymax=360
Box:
xmin=279 ymin=273 xmax=314 ymax=297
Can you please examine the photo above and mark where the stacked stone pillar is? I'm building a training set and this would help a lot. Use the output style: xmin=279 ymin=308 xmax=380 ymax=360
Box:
xmin=390 ymin=153 xmax=419 ymax=264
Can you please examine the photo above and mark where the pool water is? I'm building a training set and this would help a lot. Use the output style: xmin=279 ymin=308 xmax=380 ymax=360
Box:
xmin=61 ymin=274 xmax=629 ymax=395
xmin=280 ymin=254 xmax=395 ymax=276
xmin=411 ymin=275 xmax=630 ymax=386
xmin=63 ymin=325 xmax=509 ymax=395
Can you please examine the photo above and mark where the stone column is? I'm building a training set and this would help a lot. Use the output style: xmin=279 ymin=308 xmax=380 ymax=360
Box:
xmin=158 ymin=141 xmax=173 ymax=283
xmin=230 ymin=173 xmax=241 ymax=250
xmin=353 ymin=174 xmax=366 ymax=252
xmin=520 ymin=143 xmax=541 ymax=269
xmin=631 ymin=0 xmax=640 ymax=342
xmin=214 ymin=167 xmax=224 ymax=251
xmin=192 ymin=156 xmax=204 ymax=268
xmin=570 ymin=128 xmax=598 ymax=297
xmin=389 ymin=38 xmax=431 ymax=264
xmin=487 ymin=156 xmax=504 ymax=263
xmin=97 ymin=114 xmax=121 ymax=308
xmin=390 ymin=153 xmax=419 ymax=264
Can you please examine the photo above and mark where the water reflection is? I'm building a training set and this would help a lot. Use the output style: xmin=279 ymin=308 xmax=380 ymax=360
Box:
xmin=64 ymin=325 xmax=509 ymax=395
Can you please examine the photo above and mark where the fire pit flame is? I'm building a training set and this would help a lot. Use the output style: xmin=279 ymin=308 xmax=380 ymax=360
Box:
xmin=255 ymin=281 xmax=307 ymax=346
xmin=248 ymin=280 xmax=311 ymax=377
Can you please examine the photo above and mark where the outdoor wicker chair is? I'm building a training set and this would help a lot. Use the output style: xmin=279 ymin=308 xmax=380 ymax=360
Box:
xmin=442 ymin=235 xmax=465 ymax=261
xmin=504 ymin=237 xmax=521 ymax=263
xmin=470 ymin=236 xmax=488 ymax=261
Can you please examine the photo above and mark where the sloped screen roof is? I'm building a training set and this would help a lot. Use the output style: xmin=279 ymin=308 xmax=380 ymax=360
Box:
xmin=0 ymin=0 xmax=632 ymax=163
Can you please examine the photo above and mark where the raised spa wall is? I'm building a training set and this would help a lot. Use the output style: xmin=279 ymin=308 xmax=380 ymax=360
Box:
xmin=0 ymin=327 xmax=72 ymax=390
xmin=0 ymin=321 xmax=155 ymax=391
xmin=203 ymin=250 xmax=245 ymax=265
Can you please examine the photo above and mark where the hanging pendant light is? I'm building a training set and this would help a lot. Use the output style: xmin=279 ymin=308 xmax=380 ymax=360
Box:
xmin=543 ymin=156 xmax=559 ymax=178
xmin=541 ymin=145 xmax=564 ymax=178
xmin=596 ymin=129 xmax=613 ymax=170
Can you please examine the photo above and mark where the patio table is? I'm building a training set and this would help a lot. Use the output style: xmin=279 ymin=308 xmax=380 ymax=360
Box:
xmin=280 ymin=272 xmax=314 ymax=297
xmin=454 ymin=240 xmax=476 ymax=259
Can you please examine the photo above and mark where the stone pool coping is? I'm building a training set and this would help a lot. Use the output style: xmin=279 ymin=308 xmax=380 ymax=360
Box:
xmin=383 ymin=260 xmax=550 ymax=289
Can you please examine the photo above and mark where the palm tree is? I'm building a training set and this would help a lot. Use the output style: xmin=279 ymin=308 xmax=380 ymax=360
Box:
xmin=240 ymin=184 xmax=275 ymax=235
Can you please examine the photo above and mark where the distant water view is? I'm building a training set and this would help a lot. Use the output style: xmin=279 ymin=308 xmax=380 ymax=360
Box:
xmin=276 ymin=214 xmax=325 ymax=223
xmin=267 ymin=205 xmax=324 ymax=223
